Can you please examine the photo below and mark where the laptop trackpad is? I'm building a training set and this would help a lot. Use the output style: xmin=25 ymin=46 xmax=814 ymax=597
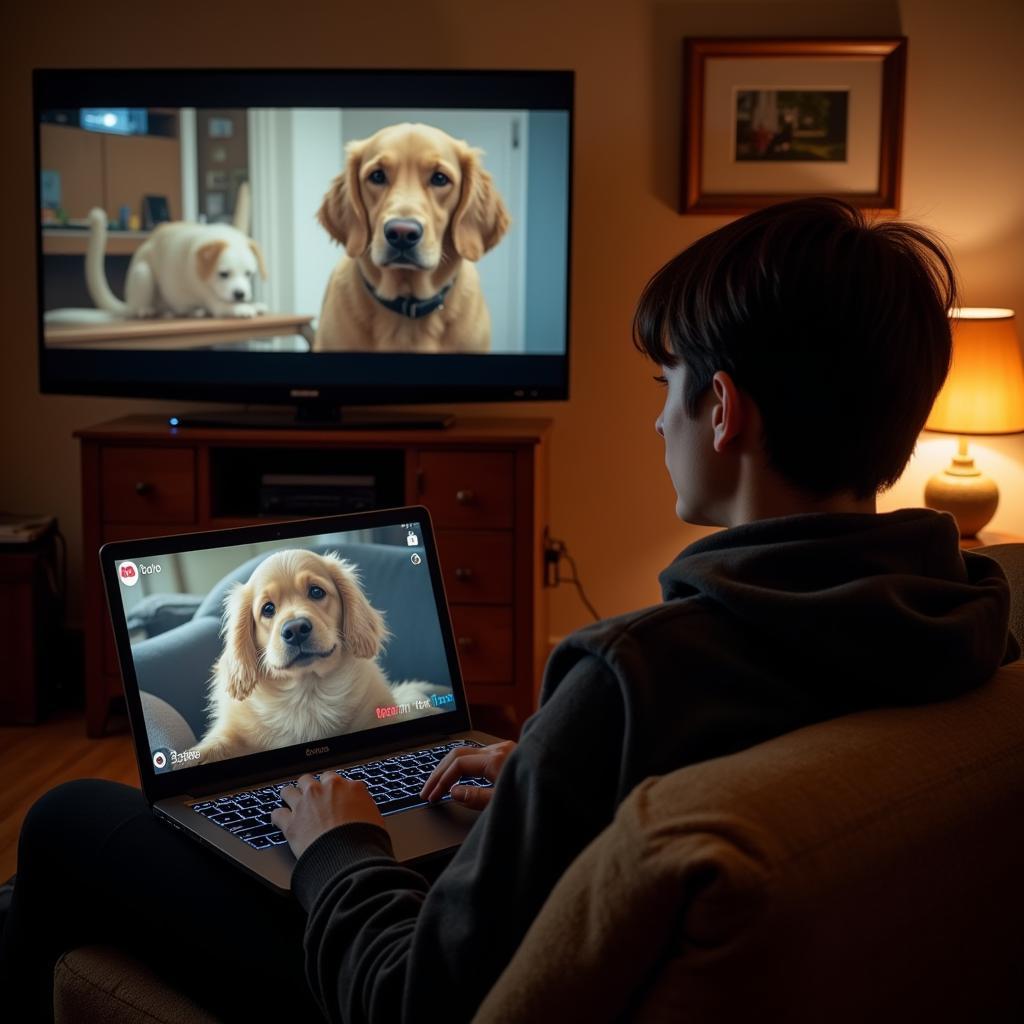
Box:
xmin=386 ymin=800 xmax=480 ymax=863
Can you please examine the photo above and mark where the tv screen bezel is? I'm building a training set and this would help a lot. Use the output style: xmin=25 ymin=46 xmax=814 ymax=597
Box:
xmin=33 ymin=68 xmax=574 ymax=411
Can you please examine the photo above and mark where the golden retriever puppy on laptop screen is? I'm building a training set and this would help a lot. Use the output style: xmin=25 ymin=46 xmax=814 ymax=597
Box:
xmin=314 ymin=122 xmax=510 ymax=353
xmin=192 ymin=549 xmax=446 ymax=765
xmin=86 ymin=207 xmax=269 ymax=319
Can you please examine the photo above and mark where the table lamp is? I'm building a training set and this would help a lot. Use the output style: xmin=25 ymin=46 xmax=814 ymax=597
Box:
xmin=924 ymin=307 xmax=1024 ymax=536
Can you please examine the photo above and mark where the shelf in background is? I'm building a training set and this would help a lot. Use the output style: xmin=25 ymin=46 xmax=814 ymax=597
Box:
xmin=42 ymin=228 xmax=151 ymax=256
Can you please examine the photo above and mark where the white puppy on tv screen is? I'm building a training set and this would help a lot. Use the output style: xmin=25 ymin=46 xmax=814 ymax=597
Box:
xmin=86 ymin=207 xmax=268 ymax=319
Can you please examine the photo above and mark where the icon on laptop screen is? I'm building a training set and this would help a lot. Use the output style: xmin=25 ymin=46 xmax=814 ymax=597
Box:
xmin=118 ymin=561 xmax=140 ymax=587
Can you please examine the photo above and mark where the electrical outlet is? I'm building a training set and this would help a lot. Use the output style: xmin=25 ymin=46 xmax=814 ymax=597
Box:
xmin=543 ymin=529 xmax=565 ymax=588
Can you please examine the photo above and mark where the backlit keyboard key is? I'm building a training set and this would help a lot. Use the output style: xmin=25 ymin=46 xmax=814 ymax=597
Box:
xmin=194 ymin=741 xmax=485 ymax=848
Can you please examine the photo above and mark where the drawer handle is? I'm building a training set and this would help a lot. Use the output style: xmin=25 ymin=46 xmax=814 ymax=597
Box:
xmin=455 ymin=489 xmax=476 ymax=506
xmin=135 ymin=481 xmax=152 ymax=495
xmin=454 ymin=567 xmax=474 ymax=582
xmin=456 ymin=636 xmax=476 ymax=651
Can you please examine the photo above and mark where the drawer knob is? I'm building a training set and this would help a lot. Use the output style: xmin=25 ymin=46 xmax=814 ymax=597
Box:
xmin=135 ymin=481 xmax=152 ymax=495
xmin=456 ymin=636 xmax=475 ymax=651
xmin=455 ymin=489 xmax=476 ymax=505
xmin=454 ymin=567 xmax=474 ymax=582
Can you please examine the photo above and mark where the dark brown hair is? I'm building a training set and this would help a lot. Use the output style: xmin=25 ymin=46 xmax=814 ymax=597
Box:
xmin=633 ymin=197 xmax=959 ymax=499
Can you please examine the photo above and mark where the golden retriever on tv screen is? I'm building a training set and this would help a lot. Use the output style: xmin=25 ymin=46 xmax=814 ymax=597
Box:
xmin=314 ymin=122 xmax=510 ymax=354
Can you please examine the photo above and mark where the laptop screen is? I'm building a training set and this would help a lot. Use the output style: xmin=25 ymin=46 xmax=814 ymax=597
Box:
xmin=107 ymin=515 xmax=459 ymax=778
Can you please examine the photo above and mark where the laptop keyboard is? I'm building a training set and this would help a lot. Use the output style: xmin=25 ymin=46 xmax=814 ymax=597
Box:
xmin=189 ymin=740 xmax=492 ymax=851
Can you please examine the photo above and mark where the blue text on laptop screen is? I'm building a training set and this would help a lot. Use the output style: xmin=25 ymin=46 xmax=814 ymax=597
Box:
xmin=111 ymin=521 xmax=456 ymax=773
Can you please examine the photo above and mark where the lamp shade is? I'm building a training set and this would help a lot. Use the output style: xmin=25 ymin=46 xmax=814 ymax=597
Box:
xmin=925 ymin=308 xmax=1024 ymax=435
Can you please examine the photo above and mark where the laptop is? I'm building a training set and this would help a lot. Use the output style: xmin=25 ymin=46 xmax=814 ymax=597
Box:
xmin=99 ymin=505 xmax=504 ymax=894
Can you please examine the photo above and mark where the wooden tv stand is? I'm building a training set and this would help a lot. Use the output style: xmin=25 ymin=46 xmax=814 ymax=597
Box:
xmin=76 ymin=415 xmax=550 ymax=738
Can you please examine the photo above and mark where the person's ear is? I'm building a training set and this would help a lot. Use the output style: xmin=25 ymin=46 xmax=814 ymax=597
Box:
xmin=711 ymin=371 xmax=745 ymax=453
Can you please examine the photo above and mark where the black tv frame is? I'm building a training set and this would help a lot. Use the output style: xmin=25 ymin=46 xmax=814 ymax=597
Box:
xmin=33 ymin=68 xmax=574 ymax=421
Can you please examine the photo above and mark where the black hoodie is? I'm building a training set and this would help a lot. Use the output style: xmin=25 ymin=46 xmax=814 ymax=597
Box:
xmin=291 ymin=508 xmax=1019 ymax=1024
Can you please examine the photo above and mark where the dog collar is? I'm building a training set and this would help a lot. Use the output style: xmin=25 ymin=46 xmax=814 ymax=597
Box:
xmin=360 ymin=273 xmax=455 ymax=320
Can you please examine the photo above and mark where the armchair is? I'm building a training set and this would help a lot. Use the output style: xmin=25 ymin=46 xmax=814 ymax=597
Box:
xmin=55 ymin=544 xmax=1024 ymax=1023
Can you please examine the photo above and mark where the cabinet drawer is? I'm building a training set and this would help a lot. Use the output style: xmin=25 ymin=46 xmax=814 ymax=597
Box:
xmin=437 ymin=530 xmax=513 ymax=605
xmin=418 ymin=451 xmax=514 ymax=529
xmin=101 ymin=447 xmax=196 ymax=524
xmin=450 ymin=605 xmax=513 ymax=685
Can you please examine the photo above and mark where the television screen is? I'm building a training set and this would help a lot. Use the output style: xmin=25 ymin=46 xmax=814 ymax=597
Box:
xmin=34 ymin=69 xmax=573 ymax=414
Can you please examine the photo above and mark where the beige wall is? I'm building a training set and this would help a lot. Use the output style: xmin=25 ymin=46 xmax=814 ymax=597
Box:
xmin=868 ymin=0 xmax=1024 ymax=534
xmin=1 ymin=0 xmax=1022 ymax=644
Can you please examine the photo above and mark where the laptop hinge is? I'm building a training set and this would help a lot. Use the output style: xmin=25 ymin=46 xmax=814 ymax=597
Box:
xmin=180 ymin=729 xmax=469 ymax=799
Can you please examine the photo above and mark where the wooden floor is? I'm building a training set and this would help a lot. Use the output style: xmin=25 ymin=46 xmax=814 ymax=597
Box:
xmin=0 ymin=711 xmax=138 ymax=880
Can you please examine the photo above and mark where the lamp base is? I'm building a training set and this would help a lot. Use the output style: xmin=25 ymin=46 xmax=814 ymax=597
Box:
xmin=924 ymin=451 xmax=999 ymax=538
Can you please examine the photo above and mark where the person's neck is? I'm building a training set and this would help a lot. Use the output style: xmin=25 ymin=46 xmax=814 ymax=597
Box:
xmin=721 ymin=480 xmax=877 ymax=528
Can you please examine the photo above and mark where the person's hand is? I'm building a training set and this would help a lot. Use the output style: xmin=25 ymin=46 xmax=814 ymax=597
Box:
xmin=420 ymin=740 xmax=517 ymax=810
xmin=271 ymin=772 xmax=385 ymax=860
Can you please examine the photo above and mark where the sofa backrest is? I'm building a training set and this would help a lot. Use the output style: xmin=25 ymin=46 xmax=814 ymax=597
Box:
xmin=475 ymin=542 xmax=1024 ymax=1023
xmin=476 ymin=657 xmax=1024 ymax=1022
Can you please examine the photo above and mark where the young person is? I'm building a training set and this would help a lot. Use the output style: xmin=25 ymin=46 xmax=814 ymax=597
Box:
xmin=2 ymin=197 xmax=1018 ymax=1023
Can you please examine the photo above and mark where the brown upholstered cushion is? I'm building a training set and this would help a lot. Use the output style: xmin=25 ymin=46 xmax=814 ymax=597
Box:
xmin=54 ymin=946 xmax=222 ymax=1024
xmin=475 ymin=659 xmax=1024 ymax=1023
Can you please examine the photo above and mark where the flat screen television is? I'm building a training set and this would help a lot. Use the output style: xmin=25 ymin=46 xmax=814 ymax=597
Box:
xmin=33 ymin=68 xmax=573 ymax=425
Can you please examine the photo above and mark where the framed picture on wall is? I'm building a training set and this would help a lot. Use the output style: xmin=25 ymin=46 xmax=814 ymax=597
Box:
xmin=681 ymin=38 xmax=907 ymax=214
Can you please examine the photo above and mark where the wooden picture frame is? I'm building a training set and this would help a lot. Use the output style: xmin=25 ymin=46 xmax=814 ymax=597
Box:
xmin=681 ymin=38 xmax=907 ymax=215
xmin=141 ymin=194 xmax=171 ymax=230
